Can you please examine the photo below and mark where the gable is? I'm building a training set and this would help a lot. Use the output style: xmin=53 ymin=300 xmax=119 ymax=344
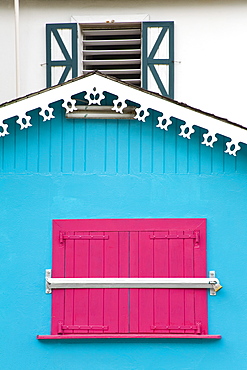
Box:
xmin=0 ymin=72 xmax=247 ymax=159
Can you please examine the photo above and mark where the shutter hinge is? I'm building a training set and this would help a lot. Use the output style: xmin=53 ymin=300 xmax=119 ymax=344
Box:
xmin=59 ymin=232 xmax=64 ymax=245
xmin=150 ymin=230 xmax=200 ymax=242
xmin=58 ymin=322 xmax=108 ymax=334
xmin=60 ymin=233 xmax=109 ymax=243
xmin=151 ymin=322 xmax=201 ymax=334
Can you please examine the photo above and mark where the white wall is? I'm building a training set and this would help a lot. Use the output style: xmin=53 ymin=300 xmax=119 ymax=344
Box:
xmin=1 ymin=0 xmax=247 ymax=126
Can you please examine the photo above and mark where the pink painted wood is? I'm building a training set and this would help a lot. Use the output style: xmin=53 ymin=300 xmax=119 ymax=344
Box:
xmin=51 ymin=219 xmax=208 ymax=337
xmin=37 ymin=334 xmax=221 ymax=339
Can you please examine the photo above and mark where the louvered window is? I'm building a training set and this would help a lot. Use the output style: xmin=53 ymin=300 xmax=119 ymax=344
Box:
xmin=81 ymin=23 xmax=141 ymax=86
xmin=46 ymin=21 xmax=174 ymax=98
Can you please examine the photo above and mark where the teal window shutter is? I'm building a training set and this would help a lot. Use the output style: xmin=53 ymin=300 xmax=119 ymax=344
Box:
xmin=46 ymin=23 xmax=78 ymax=87
xmin=142 ymin=22 xmax=174 ymax=99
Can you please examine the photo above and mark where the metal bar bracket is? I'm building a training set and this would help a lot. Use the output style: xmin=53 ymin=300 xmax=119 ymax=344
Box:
xmin=45 ymin=269 xmax=222 ymax=295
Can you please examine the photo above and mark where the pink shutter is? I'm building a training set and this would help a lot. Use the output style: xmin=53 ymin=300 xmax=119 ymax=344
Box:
xmin=52 ymin=226 xmax=129 ymax=335
xmin=51 ymin=219 xmax=207 ymax=336
xmin=129 ymin=228 xmax=207 ymax=334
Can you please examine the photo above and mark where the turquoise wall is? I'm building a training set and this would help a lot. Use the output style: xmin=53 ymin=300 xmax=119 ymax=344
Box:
xmin=1 ymin=96 xmax=247 ymax=369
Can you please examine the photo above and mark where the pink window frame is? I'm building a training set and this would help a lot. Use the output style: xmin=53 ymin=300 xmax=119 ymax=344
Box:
xmin=37 ymin=219 xmax=221 ymax=340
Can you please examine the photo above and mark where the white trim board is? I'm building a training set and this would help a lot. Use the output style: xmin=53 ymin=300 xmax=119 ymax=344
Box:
xmin=71 ymin=14 xmax=149 ymax=24
xmin=0 ymin=72 xmax=246 ymax=156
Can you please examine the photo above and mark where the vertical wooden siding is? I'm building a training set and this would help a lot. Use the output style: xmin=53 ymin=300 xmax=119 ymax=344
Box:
xmin=0 ymin=98 xmax=247 ymax=174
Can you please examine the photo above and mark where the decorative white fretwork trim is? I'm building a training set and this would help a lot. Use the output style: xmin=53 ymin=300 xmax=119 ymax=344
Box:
xmin=0 ymin=73 xmax=246 ymax=156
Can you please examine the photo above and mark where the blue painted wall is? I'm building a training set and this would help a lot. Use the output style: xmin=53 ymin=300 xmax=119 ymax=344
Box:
xmin=1 ymin=95 xmax=247 ymax=369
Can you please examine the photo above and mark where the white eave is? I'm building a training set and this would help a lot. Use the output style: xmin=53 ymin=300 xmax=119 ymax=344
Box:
xmin=0 ymin=71 xmax=246 ymax=156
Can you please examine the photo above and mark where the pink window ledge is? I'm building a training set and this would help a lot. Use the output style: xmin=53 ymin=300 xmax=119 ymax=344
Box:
xmin=37 ymin=334 xmax=221 ymax=340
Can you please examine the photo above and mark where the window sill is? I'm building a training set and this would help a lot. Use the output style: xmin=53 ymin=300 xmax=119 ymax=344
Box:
xmin=37 ymin=334 xmax=221 ymax=340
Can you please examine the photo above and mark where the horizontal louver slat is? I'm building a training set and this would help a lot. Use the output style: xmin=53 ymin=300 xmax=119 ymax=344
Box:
xmin=122 ymin=79 xmax=141 ymax=84
xmin=83 ymin=59 xmax=141 ymax=66
xmin=83 ymin=39 xmax=141 ymax=46
xmin=82 ymin=69 xmax=140 ymax=75
xmin=83 ymin=29 xmax=140 ymax=36
xmin=82 ymin=49 xmax=141 ymax=56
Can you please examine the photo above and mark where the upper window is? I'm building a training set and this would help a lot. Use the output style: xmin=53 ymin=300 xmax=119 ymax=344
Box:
xmin=46 ymin=20 xmax=174 ymax=98
xmin=46 ymin=218 xmax=210 ymax=338
xmin=81 ymin=23 xmax=142 ymax=87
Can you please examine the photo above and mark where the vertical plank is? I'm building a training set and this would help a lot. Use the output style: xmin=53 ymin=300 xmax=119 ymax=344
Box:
xmin=105 ymin=120 xmax=118 ymax=174
xmin=38 ymin=114 xmax=51 ymax=173
xmin=199 ymin=128 xmax=213 ymax=175
xmin=183 ymin=236 xmax=195 ymax=334
xmin=50 ymin=103 xmax=62 ymax=173
xmin=153 ymin=232 xmax=170 ymax=332
xmin=63 ymin=231 xmax=75 ymax=334
xmin=223 ymin=137 xmax=237 ymax=174
xmin=73 ymin=232 xmax=89 ymax=334
xmin=86 ymin=120 xmax=105 ymax=173
xmin=117 ymin=120 xmax=129 ymax=174
xmin=73 ymin=119 xmax=87 ymax=173
xmin=194 ymin=224 xmax=208 ymax=334
xmin=187 ymin=125 xmax=200 ymax=174
xmin=104 ymin=232 xmax=119 ymax=333
xmin=211 ymin=134 xmax=224 ymax=174
xmin=176 ymin=119 xmax=189 ymax=174
xmin=152 ymin=113 xmax=164 ymax=174
xmin=140 ymin=116 xmax=152 ymax=173
xmin=62 ymin=114 xmax=74 ymax=173
xmin=15 ymin=123 xmax=27 ymax=172
xmin=169 ymin=231 xmax=185 ymax=333
xmin=137 ymin=232 xmax=154 ymax=332
xmin=26 ymin=110 xmax=39 ymax=173
xmin=129 ymin=231 xmax=139 ymax=332
xmin=88 ymin=232 xmax=104 ymax=332
xmin=129 ymin=120 xmax=141 ymax=174
xmin=118 ymin=232 xmax=129 ymax=333
xmin=163 ymin=117 xmax=177 ymax=173
xmin=235 ymin=142 xmax=247 ymax=174
xmin=2 ymin=118 xmax=15 ymax=172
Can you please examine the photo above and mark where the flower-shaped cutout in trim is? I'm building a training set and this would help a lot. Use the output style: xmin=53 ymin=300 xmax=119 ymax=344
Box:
xmin=179 ymin=122 xmax=195 ymax=139
xmin=16 ymin=114 xmax=32 ymax=130
xmin=112 ymin=98 xmax=127 ymax=113
xmin=62 ymin=98 xmax=77 ymax=113
xmin=84 ymin=87 xmax=105 ymax=105
xmin=39 ymin=106 xmax=55 ymax=122
xmin=224 ymin=140 xmax=241 ymax=156
xmin=0 ymin=122 xmax=9 ymax=137
xmin=134 ymin=107 xmax=150 ymax=122
xmin=202 ymin=132 xmax=218 ymax=148
xmin=156 ymin=115 xmax=173 ymax=131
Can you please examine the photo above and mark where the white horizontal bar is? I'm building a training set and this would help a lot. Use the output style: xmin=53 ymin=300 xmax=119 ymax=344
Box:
xmin=74 ymin=105 xmax=135 ymax=112
xmin=47 ymin=277 xmax=220 ymax=290
xmin=66 ymin=112 xmax=135 ymax=120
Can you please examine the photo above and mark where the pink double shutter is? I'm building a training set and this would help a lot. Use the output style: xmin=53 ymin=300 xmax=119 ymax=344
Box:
xmin=51 ymin=219 xmax=207 ymax=336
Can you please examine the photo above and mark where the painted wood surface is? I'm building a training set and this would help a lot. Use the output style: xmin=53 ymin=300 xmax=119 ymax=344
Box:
xmin=0 ymin=92 xmax=246 ymax=370
xmin=51 ymin=219 xmax=207 ymax=337
xmin=1 ymin=97 xmax=247 ymax=175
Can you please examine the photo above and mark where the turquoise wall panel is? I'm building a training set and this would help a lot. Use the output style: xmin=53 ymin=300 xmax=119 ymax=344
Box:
xmin=1 ymin=97 xmax=247 ymax=369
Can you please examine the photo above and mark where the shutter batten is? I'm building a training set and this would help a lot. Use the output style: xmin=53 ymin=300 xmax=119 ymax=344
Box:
xmin=142 ymin=21 xmax=174 ymax=98
xmin=46 ymin=23 xmax=78 ymax=87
